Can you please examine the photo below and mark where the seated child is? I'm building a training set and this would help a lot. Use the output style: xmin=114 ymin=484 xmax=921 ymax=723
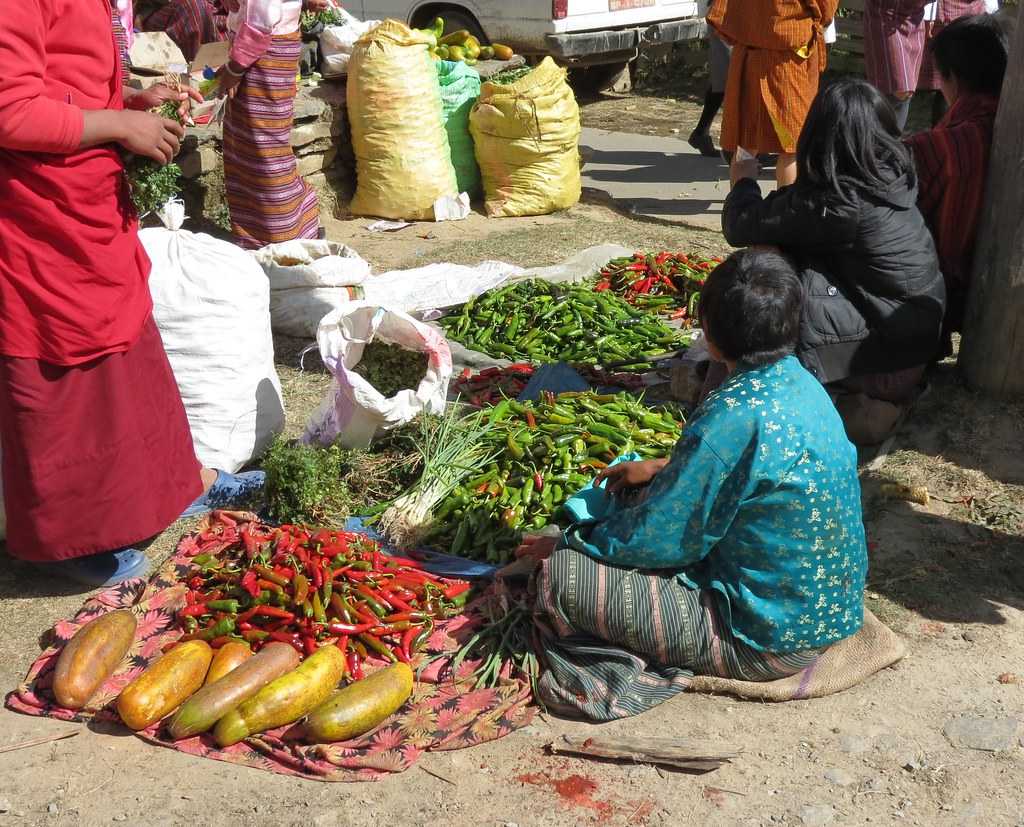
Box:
xmin=518 ymin=249 xmax=869 ymax=721
xmin=905 ymin=14 xmax=1009 ymax=340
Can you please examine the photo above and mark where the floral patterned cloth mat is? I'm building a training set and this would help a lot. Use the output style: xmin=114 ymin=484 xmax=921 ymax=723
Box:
xmin=6 ymin=513 xmax=535 ymax=782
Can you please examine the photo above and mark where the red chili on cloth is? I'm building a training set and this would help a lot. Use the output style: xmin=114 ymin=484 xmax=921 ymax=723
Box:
xmin=0 ymin=317 xmax=203 ymax=562
xmin=0 ymin=0 xmax=152 ymax=366
xmin=6 ymin=514 xmax=535 ymax=782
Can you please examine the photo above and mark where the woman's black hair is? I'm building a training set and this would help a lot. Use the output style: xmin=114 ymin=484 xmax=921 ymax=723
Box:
xmin=797 ymin=77 xmax=916 ymax=203
xmin=698 ymin=249 xmax=802 ymax=367
xmin=932 ymin=15 xmax=1009 ymax=98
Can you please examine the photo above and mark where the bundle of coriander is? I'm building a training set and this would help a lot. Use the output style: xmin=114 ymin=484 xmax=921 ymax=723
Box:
xmin=379 ymin=407 xmax=496 ymax=549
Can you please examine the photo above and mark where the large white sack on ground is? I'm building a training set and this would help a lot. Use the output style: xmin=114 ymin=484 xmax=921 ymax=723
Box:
xmin=303 ymin=302 xmax=453 ymax=449
xmin=142 ymin=202 xmax=285 ymax=472
xmin=253 ymin=239 xmax=372 ymax=338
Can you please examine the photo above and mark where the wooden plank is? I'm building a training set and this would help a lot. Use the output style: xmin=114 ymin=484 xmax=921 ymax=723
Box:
xmin=548 ymin=735 xmax=740 ymax=773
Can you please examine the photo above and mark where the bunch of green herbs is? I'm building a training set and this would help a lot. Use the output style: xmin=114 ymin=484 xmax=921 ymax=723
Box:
xmin=125 ymin=101 xmax=183 ymax=217
xmin=262 ymin=425 xmax=426 ymax=526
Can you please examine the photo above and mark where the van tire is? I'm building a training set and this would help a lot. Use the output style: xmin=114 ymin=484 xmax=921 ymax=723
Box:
xmin=570 ymin=61 xmax=632 ymax=98
xmin=413 ymin=7 xmax=488 ymax=45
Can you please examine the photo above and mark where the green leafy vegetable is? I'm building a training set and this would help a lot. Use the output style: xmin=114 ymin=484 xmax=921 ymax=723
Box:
xmin=124 ymin=101 xmax=183 ymax=217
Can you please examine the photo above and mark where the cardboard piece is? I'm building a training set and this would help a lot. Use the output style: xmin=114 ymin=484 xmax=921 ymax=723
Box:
xmin=191 ymin=41 xmax=230 ymax=74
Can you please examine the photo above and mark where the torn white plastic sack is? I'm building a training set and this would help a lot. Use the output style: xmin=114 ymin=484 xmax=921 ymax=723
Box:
xmin=304 ymin=302 xmax=453 ymax=449
xmin=252 ymin=239 xmax=372 ymax=338
xmin=142 ymin=201 xmax=285 ymax=472
xmin=320 ymin=11 xmax=381 ymax=77
xmin=361 ymin=260 xmax=521 ymax=316
xmin=514 ymin=244 xmax=634 ymax=285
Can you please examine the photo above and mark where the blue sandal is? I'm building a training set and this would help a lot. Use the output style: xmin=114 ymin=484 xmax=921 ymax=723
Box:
xmin=180 ymin=469 xmax=266 ymax=519
xmin=38 ymin=548 xmax=149 ymax=588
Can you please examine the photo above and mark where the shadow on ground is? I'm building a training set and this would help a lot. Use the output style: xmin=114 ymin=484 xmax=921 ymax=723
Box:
xmin=861 ymin=362 xmax=1024 ymax=630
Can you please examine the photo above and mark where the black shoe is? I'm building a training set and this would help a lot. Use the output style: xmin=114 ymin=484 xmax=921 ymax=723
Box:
xmin=687 ymin=130 xmax=719 ymax=158
xmin=721 ymin=149 xmax=733 ymax=164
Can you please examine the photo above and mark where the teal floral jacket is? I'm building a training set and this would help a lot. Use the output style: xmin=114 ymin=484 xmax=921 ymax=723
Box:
xmin=565 ymin=356 xmax=868 ymax=653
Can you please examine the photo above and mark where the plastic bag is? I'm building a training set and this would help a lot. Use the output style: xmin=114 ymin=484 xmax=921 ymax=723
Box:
xmin=437 ymin=60 xmax=482 ymax=197
xmin=347 ymin=20 xmax=458 ymax=220
xmin=304 ymin=302 xmax=453 ymax=449
xmin=320 ymin=10 xmax=381 ymax=77
xmin=361 ymin=259 xmax=521 ymax=316
xmin=470 ymin=57 xmax=582 ymax=218
xmin=142 ymin=202 xmax=286 ymax=472
xmin=252 ymin=239 xmax=372 ymax=338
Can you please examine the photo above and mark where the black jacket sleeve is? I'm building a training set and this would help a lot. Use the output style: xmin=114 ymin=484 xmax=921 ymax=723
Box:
xmin=722 ymin=178 xmax=861 ymax=250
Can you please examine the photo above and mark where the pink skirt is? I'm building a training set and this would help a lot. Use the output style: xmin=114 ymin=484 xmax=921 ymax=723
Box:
xmin=0 ymin=317 xmax=202 ymax=562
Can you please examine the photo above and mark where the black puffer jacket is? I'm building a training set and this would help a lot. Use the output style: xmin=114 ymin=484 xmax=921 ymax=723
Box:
xmin=723 ymin=174 xmax=946 ymax=385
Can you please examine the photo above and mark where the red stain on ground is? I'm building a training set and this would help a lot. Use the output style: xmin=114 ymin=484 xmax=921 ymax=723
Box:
xmin=516 ymin=772 xmax=614 ymax=819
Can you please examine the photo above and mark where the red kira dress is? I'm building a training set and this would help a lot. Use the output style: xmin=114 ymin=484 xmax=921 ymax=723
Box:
xmin=0 ymin=0 xmax=202 ymax=562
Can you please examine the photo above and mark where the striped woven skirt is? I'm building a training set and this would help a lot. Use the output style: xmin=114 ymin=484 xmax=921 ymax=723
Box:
xmin=142 ymin=0 xmax=228 ymax=62
xmin=534 ymin=548 xmax=820 ymax=721
xmin=223 ymin=32 xmax=320 ymax=251
xmin=111 ymin=7 xmax=132 ymax=86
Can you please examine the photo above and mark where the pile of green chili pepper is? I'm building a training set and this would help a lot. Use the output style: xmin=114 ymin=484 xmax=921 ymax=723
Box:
xmin=440 ymin=279 xmax=690 ymax=367
xmin=594 ymin=252 xmax=723 ymax=324
xmin=176 ymin=516 xmax=470 ymax=679
xmin=425 ymin=391 xmax=683 ymax=563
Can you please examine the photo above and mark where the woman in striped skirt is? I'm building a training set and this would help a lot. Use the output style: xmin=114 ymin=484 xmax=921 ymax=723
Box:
xmin=139 ymin=0 xmax=229 ymax=63
xmin=518 ymin=250 xmax=869 ymax=721
xmin=215 ymin=0 xmax=320 ymax=249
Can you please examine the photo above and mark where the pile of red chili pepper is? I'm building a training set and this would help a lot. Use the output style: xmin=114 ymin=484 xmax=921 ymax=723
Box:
xmin=593 ymin=252 xmax=723 ymax=324
xmin=453 ymin=364 xmax=645 ymax=408
xmin=177 ymin=520 xmax=471 ymax=679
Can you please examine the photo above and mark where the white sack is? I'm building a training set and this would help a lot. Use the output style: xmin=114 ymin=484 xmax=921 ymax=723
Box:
xmin=320 ymin=11 xmax=381 ymax=77
xmin=304 ymin=302 xmax=452 ymax=449
xmin=142 ymin=202 xmax=285 ymax=472
xmin=253 ymin=239 xmax=371 ymax=338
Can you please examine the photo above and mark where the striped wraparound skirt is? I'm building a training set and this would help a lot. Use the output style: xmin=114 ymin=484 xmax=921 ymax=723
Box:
xmin=223 ymin=32 xmax=320 ymax=251
xmin=111 ymin=7 xmax=131 ymax=86
xmin=534 ymin=548 xmax=821 ymax=721
xmin=142 ymin=0 xmax=228 ymax=62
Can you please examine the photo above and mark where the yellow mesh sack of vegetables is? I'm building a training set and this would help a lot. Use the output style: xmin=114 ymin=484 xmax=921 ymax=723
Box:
xmin=470 ymin=57 xmax=581 ymax=218
xmin=347 ymin=20 xmax=458 ymax=220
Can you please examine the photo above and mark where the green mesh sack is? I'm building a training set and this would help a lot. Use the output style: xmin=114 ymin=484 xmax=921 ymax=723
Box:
xmin=436 ymin=60 xmax=482 ymax=198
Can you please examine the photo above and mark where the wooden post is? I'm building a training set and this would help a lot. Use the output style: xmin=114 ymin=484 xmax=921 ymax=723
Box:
xmin=958 ymin=14 xmax=1024 ymax=393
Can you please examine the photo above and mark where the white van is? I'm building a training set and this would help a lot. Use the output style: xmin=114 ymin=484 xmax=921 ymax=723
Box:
xmin=355 ymin=1 xmax=707 ymax=73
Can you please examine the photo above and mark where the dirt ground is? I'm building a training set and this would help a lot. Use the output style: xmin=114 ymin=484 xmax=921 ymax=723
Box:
xmin=2 ymin=90 xmax=1022 ymax=827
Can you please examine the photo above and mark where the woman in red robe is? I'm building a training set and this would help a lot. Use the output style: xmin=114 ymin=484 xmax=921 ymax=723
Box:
xmin=0 ymin=0 xmax=261 ymax=588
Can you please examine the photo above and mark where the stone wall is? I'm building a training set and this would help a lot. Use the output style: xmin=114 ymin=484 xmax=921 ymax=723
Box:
xmin=177 ymin=78 xmax=355 ymax=232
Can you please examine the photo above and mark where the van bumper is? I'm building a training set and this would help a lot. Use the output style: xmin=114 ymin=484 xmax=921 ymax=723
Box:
xmin=545 ymin=17 xmax=706 ymax=62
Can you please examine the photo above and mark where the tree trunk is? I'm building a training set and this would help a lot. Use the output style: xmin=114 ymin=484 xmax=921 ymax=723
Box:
xmin=958 ymin=14 xmax=1024 ymax=394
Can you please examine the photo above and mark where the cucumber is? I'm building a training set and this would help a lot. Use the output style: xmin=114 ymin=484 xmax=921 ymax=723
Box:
xmin=213 ymin=645 xmax=345 ymax=747
xmin=302 ymin=663 xmax=414 ymax=743
xmin=53 ymin=610 xmax=137 ymax=710
xmin=117 ymin=640 xmax=214 ymax=731
xmin=167 ymin=643 xmax=300 ymax=740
